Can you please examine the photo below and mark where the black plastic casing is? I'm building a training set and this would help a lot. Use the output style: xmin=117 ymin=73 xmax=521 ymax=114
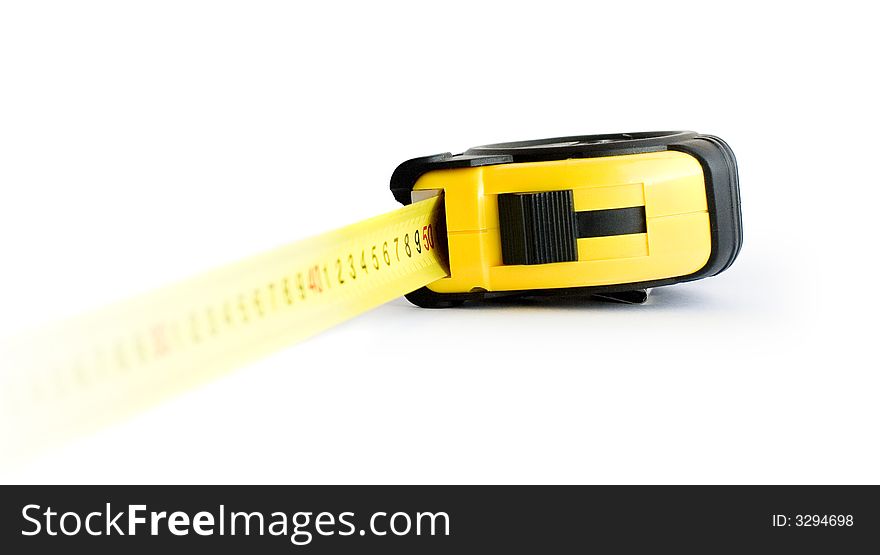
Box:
xmin=390 ymin=132 xmax=742 ymax=307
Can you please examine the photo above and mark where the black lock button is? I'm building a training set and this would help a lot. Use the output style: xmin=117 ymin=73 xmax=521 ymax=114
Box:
xmin=498 ymin=190 xmax=579 ymax=265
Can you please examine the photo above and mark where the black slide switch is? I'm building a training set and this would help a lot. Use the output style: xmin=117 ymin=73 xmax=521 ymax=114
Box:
xmin=498 ymin=190 xmax=578 ymax=265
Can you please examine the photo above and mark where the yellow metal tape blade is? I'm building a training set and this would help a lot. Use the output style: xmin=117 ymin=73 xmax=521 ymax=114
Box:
xmin=1 ymin=195 xmax=447 ymax=461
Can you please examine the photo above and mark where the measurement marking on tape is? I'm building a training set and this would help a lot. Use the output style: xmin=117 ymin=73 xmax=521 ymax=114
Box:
xmin=0 ymin=194 xmax=447 ymax=462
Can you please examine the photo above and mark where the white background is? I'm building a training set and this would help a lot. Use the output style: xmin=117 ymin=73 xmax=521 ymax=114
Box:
xmin=1 ymin=1 xmax=877 ymax=484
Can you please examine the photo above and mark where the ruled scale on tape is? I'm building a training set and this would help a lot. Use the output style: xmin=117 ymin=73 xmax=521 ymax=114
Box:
xmin=0 ymin=194 xmax=447 ymax=463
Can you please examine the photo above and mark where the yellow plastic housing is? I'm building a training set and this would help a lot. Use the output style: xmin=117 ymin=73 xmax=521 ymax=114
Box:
xmin=413 ymin=150 xmax=712 ymax=293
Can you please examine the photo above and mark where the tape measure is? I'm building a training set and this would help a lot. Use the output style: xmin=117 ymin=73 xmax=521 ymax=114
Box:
xmin=1 ymin=131 xmax=742 ymax=462
xmin=391 ymin=131 xmax=742 ymax=307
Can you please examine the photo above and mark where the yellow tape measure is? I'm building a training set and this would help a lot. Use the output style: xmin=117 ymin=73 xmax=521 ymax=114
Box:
xmin=1 ymin=194 xmax=447 ymax=460
xmin=1 ymin=131 xmax=742 ymax=463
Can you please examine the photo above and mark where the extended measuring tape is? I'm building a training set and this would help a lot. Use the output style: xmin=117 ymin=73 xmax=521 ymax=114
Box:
xmin=1 ymin=131 xmax=742 ymax=461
